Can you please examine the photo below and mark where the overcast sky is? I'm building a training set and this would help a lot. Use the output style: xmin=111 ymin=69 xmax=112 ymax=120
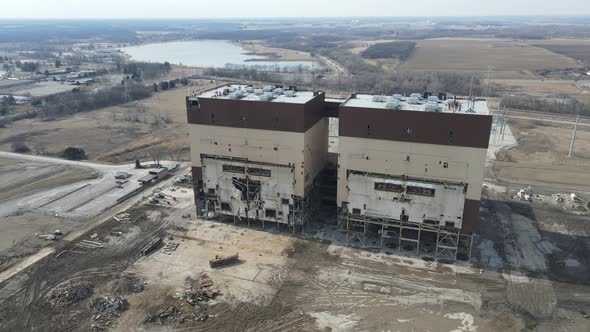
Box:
xmin=1 ymin=0 xmax=589 ymax=19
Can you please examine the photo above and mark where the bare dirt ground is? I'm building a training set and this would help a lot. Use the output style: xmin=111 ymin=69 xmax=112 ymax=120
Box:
xmin=0 ymin=169 xmax=588 ymax=331
xmin=0 ymin=81 xmax=217 ymax=164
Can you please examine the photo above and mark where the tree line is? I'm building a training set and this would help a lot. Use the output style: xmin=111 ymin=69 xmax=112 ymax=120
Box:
xmin=501 ymin=94 xmax=590 ymax=116
xmin=361 ymin=42 xmax=416 ymax=60
xmin=39 ymin=81 xmax=152 ymax=119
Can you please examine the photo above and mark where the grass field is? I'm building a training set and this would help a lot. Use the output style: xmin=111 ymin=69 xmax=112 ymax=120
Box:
xmin=399 ymin=38 xmax=581 ymax=78
xmin=0 ymin=81 xmax=217 ymax=164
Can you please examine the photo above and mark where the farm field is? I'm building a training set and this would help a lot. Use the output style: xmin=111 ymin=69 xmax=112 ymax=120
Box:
xmin=399 ymin=38 xmax=581 ymax=78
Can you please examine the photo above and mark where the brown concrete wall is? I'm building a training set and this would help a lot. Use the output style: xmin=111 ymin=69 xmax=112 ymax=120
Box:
xmin=304 ymin=117 xmax=329 ymax=189
xmin=339 ymin=106 xmax=492 ymax=149
xmin=187 ymin=93 xmax=327 ymax=133
xmin=461 ymin=199 xmax=481 ymax=233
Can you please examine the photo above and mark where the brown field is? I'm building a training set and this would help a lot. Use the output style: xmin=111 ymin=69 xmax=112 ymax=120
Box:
xmin=400 ymin=38 xmax=581 ymax=78
xmin=493 ymin=116 xmax=590 ymax=192
xmin=239 ymin=41 xmax=314 ymax=61
xmin=533 ymin=44 xmax=590 ymax=66
xmin=492 ymin=79 xmax=590 ymax=98
xmin=0 ymin=82 xmax=217 ymax=164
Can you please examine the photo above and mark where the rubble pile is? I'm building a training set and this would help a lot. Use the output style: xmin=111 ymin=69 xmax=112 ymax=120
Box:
xmin=48 ymin=281 xmax=93 ymax=308
xmin=89 ymin=296 xmax=129 ymax=331
xmin=90 ymin=296 xmax=129 ymax=317
xmin=148 ymin=304 xmax=209 ymax=326
xmin=108 ymin=275 xmax=145 ymax=295
xmin=181 ymin=273 xmax=219 ymax=305
xmin=147 ymin=273 xmax=220 ymax=326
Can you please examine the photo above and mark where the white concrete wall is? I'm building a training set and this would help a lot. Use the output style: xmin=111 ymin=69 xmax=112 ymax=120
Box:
xmin=337 ymin=136 xmax=487 ymax=206
xmin=202 ymin=158 xmax=294 ymax=223
xmin=347 ymin=174 xmax=466 ymax=228
xmin=190 ymin=120 xmax=328 ymax=197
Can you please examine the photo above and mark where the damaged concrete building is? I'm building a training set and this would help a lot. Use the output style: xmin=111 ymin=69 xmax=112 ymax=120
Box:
xmin=187 ymin=85 xmax=330 ymax=232
xmin=336 ymin=93 xmax=492 ymax=260
xmin=187 ymin=85 xmax=492 ymax=260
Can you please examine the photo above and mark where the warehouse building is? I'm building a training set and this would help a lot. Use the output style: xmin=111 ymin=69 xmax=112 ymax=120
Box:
xmin=187 ymin=84 xmax=329 ymax=232
xmin=336 ymin=93 xmax=492 ymax=260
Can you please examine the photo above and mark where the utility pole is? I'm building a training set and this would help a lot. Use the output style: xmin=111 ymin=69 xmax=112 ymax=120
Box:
xmin=568 ymin=114 xmax=580 ymax=158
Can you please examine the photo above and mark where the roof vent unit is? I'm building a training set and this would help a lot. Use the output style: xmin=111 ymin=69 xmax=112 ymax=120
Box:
xmin=263 ymin=86 xmax=274 ymax=92
xmin=258 ymin=92 xmax=275 ymax=102
xmin=245 ymin=86 xmax=255 ymax=93
xmin=254 ymin=88 xmax=264 ymax=95
xmin=385 ymin=100 xmax=402 ymax=110
xmin=229 ymin=86 xmax=238 ymax=92
xmin=427 ymin=95 xmax=439 ymax=102
xmin=392 ymin=94 xmax=403 ymax=100
xmin=228 ymin=91 xmax=245 ymax=100
xmin=410 ymin=93 xmax=422 ymax=99
xmin=408 ymin=96 xmax=421 ymax=104
xmin=372 ymin=95 xmax=386 ymax=102
xmin=284 ymin=90 xmax=296 ymax=97
xmin=273 ymin=87 xmax=284 ymax=95
xmin=426 ymin=101 xmax=440 ymax=112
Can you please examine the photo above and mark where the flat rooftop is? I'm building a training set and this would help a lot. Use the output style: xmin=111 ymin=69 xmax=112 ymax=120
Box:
xmin=191 ymin=84 xmax=318 ymax=104
xmin=342 ymin=94 xmax=490 ymax=115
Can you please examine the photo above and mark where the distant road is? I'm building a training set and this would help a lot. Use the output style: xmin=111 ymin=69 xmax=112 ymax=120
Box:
xmin=0 ymin=151 xmax=124 ymax=172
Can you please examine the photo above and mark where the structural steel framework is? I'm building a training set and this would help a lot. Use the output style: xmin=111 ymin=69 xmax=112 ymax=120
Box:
xmin=337 ymin=211 xmax=474 ymax=261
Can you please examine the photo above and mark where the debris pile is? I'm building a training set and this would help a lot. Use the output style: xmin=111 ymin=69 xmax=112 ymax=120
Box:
xmin=163 ymin=242 xmax=179 ymax=255
xmin=517 ymin=186 xmax=533 ymax=201
xmin=90 ymin=296 xmax=129 ymax=317
xmin=90 ymin=296 xmax=129 ymax=330
xmin=181 ymin=273 xmax=219 ymax=305
xmin=146 ymin=273 xmax=220 ymax=326
xmin=108 ymin=275 xmax=145 ymax=295
xmin=48 ymin=281 xmax=93 ymax=308
xmin=113 ymin=213 xmax=131 ymax=222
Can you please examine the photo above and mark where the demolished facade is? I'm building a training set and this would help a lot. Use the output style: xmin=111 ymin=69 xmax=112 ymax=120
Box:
xmin=187 ymin=85 xmax=492 ymax=260
xmin=187 ymin=85 xmax=329 ymax=232
xmin=337 ymin=93 xmax=492 ymax=260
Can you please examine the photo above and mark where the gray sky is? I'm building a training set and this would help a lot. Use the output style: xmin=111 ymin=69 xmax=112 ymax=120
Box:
xmin=1 ymin=0 xmax=589 ymax=19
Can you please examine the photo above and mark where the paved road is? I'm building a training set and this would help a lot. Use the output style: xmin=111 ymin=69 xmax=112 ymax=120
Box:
xmin=0 ymin=151 xmax=124 ymax=172
xmin=0 ymin=164 xmax=190 ymax=284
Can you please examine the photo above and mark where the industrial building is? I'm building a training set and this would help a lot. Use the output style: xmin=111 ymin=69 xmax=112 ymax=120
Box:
xmin=187 ymin=84 xmax=330 ymax=232
xmin=187 ymin=85 xmax=492 ymax=260
xmin=337 ymin=93 xmax=492 ymax=260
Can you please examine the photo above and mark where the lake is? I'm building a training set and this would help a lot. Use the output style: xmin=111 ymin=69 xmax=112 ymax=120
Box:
xmin=121 ymin=40 xmax=318 ymax=71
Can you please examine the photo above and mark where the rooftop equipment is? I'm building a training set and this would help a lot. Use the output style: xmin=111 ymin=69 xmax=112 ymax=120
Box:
xmin=284 ymin=90 xmax=296 ymax=97
xmin=245 ymin=86 xmax=255 ymax=93
xmin=385 ymin=100 xmax=402 ymax=110
xmin=273 ymin=88 xmax=284 ymax=95
xmin=410 ymin=93 xmax=422 ymax=99
xmin=258 ymin=92 xmax=275 ymax=101
xmin=426 ymin=101 xmax=440 ymax=112
xmin=392 ymin=94 xmax=404 ymax=100
xmin=372 ymin=95 xmax=386 ymax=102
xmin=254 ymin=88 xmax=263 ymax=95
xmin=427 ymin=95 xmax=439 ymax=102
xmin=263 ymin=86 xmax=274 ymax=92
xmin=408 ymin=96 xmax=421 ymax=105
